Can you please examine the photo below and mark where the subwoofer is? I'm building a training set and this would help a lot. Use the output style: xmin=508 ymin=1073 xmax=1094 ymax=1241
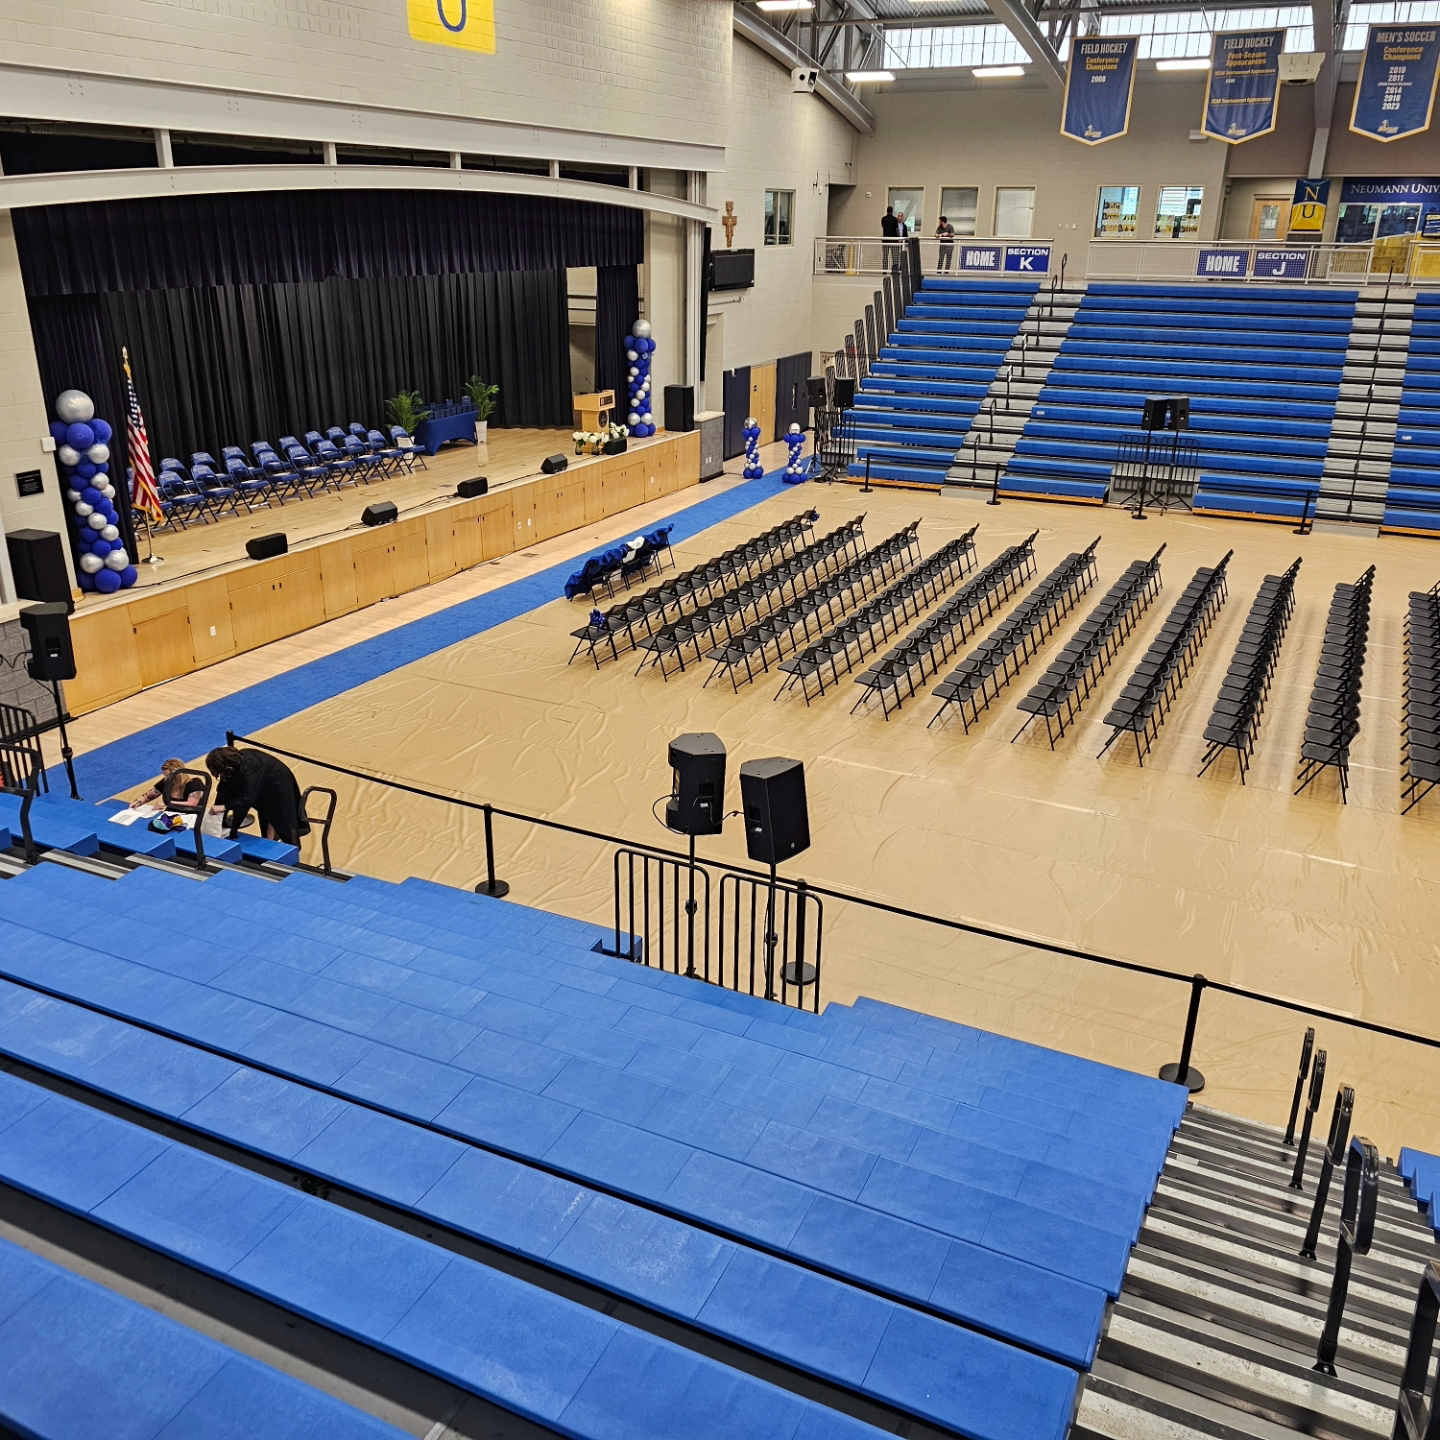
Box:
xmin=361 ymin=501 xmax=398 ymax=527
xmin=541 ymin=454 xmax=568 ymax=475
xmin=456 ymin=477 xmax=489 ymax=498
xmin=739 ymin=756 xmax=809 ymax=865
xmin=20 ymin=602 xmax=76 ymax=682
xmin=245 ymin=533 xmax=288 ymax=561
xmin=5 ymin=529 xmax=72 ymax=606
xmin=665 ymin=732 xmax=727 ymax=837
xmin=664 ymin=385 xmax=696 ymax=434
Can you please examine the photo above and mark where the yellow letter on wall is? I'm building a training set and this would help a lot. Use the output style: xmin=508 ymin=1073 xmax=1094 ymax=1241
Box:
xmin=408 ymin=0 xmax=495 ymax=53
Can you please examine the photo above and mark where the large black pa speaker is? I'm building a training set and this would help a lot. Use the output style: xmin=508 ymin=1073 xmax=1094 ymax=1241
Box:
xmin=361 ymin=501 xmax=398 ymax=527
xmin=1142 ymin=395 xmax=1191 ymax=432
xmin=20 ymin=602 xmax=76 ymax=682
xmin=806 ymin=377 xmax=828 ymax=408
xmin=541 ymin=454 xmax=568 ymax=475
xmin=246 ymin=533 xmax=288 ymax=561
xmin=5 ymin=529 xmax=72 ymax=606
xmin=1170 ymin=396 xmax=1191 ymax=430
xmin=831 ymin=377 xmax=856 ymax=410
xmin=739 ymin=757 xmax=809 ymax=865
xmin=664 ymin=386 xmax=696 ymax=434
xmin=665 ymin=732 xmax=726 ymax=837
xmin=456 ymin=477 xmax=489 ymax=498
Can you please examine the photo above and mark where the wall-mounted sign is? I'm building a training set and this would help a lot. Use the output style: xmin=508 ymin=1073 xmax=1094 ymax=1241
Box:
xmin=959 ymin=245 xmax=1003 ymax=271
xmin=1061 ymin=37 xmax=1139 ymax=145
xmin=1004 ymin=246 xmax=1052 ymax=273
xmin=14 ymin=470 xmax=43 ymax=498
xmin=1350 ymin=25 xmax=1439 ymax=141
xmin=1254 ymin=249 xmax=1310 ymax=279
xmin=408 ymin=0 xmax=495 ymax=53
xmin=1196 ymin=249 xmax=1250 ymax=277
xmin=1202 ymin=29 xmax=1284 ymax=142
xmin=1289 ymin=178 xmax=1330 ymax=233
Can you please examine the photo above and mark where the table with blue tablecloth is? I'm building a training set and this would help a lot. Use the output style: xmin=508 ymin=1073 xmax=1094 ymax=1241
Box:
xmin=414 ymin=405 xmax=479 ymax=455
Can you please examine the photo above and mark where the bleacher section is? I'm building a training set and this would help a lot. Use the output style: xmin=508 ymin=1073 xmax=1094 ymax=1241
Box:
xmin=0 ymin=856 xmax=1188 ymax=1439
xmin=1001 ymin=284 xmax=1358 ymax=520
xmin=1386 ymin=292 xmax=1440 ymax=534
xmin=846 ymin=279 xmax=1038 ymax=489
xmin=1399 ymin=1147 xmax=1440 ymax=1234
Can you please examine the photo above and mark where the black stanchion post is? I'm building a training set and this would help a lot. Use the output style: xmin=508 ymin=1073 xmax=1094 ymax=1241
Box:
xmin=861 ymin=453 xmax=872 ymax=494
xmin=1159 ymin=973 xmax=1206 ymax=1092
xmin=1289 ymin=1047 xmax=1328 ymax=1189
xmin=1285 ymin=1027 xmax=1316 ymax=1144
xmin=475 ymin=803 xmax=511 ymax=898
xmin=1296 ymin=490 xmax=1315 ymax=536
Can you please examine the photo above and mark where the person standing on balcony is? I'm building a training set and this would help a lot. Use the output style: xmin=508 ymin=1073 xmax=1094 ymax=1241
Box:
xmin=935 ymin=215 xmax=955 ymax=273
xmin=881 ymin=205 xmax=902 ymax=273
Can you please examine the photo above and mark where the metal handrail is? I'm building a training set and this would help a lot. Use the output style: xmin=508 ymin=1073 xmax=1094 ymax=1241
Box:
xmin=1289 ymin=1048 xmax=1328 ymax=1189
xmin=1395 ymin=1263 xmax=1440 ymax=1438
xmin=162 ymin=766 xmax=212 ymax=872
xmin=225 ymin=732 xmax=1440 ymax=1083
xmin=1300 ymin=1085 xmax=1355 ymax=1260
xmin=1314 ymin=1134 xmax=1380 ymax=1376
xmin=1285 ymin=1027 xmax=1316 ymax=1143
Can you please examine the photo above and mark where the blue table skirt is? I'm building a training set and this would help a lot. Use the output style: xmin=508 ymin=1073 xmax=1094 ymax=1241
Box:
xmin=414 ymin=410 xmax=479 ymax=455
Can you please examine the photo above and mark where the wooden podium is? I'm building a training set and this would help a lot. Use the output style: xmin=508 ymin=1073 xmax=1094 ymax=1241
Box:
xmin=573 ymin=390 xmax=614 ymax=433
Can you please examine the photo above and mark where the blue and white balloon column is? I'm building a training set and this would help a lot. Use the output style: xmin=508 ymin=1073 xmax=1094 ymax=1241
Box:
xmin=49 ymin=389 xmax=136 ymax=595
xmin=783 ymin=423 xmax=806 ymax=483
xmin=625 ymin=320 xmax=657 ymax=437
xmin=742 ymin=417 xmax=764 ymax=479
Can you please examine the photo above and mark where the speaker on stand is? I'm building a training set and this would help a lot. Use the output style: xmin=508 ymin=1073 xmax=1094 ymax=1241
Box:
xmin=664 ymin=733 xmax=727 ymax=977
xmin=739 ymin=756 xmax=813 ymax=994
xmin=18 ymin=602 xmax=79 ymax=799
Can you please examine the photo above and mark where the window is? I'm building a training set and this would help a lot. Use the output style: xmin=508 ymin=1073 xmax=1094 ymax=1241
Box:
xmin=764 ymin=189 xmax=794 ymax=246
xmin=994 ymin=187 xmax=1035 ymax=238
xmin=883 ymin=23 xmax=1030 ymax=69
xmin=940 ymin=187 xmax=979 ymax=237
xmin=1097 ymin=7 xmax=1313 ymax=58
xmin=1095 ymin=186 xmax=1140 ymax=238
xmin=1155 ymin=185 xmax=1203 ymax=239
xmin=1344 ymin=0 xmax=1440 ymax=49
xmin=887 ymin=188 xmax=924 ymax=237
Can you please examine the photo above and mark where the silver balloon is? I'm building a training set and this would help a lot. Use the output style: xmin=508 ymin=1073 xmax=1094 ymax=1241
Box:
xmin=79 ymin=552 xmax=104 ymax=574
xmin=100 ymin=524 xmax=120 ymax=542
xmin=65 ymin=488 xmax=81 ymax=503
xmin=630 ymin=319 xmax=653 ymax=341
xmin=745 ymin=416 xmax=758 ymax=428
xmin=86 ymin=442 xmax=110 ymax=464
xmin=57 ymin=445 xmax=81 ymax=467
xmin=73 ymin=501 xmax=94 ymax=518
xmin=99 ymin=483 xmax=116 ymax=498
xmin=788 ymin=422 xmax=802 ymax=434
xmin=105 ymin=548 xmax=130 ymax=570
xmin=86 ymin=512 xmax=107 ymax=531
xmin=54 ymin=389 xmax=95 ymax=424
xmin=641 ymin=412 xmax=653 ymax=425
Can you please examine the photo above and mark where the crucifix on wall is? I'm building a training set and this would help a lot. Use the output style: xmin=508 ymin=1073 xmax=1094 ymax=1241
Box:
xmin=721 ymin=201 xmax=737 ymax=248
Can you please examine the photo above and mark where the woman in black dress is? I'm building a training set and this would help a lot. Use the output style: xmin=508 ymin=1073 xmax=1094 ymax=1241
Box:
xmin=205 ymin=746 xmax=310 ymax=845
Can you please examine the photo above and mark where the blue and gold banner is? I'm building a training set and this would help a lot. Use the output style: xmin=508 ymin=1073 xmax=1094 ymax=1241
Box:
xmin=1061 ymin=37 xmax=1139 ymax=145
xmin=1350 ymin=24 xmax=1440 ymax=141
xmin=1289 ymin=178 xmax=1330 ymax=233
xmin=1202 ymin=29 xmax=1284 ymax=143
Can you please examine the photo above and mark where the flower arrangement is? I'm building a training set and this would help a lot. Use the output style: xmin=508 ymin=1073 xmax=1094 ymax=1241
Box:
xmin=572 ymin=422 xmax=629 ymax=456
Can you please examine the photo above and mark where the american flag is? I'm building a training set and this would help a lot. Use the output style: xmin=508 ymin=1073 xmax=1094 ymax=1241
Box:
xmin=123 ymin=347 xmax=163 ymax=527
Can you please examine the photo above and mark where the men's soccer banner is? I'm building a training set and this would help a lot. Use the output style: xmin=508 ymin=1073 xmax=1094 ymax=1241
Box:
xmin=1061 ymin=37 xmax=1139 ymax=144
xmin=1202 ymin=29 xmax=1284 ymax=142
xmin=1350 ymin=24 xmax=1440 ymax=141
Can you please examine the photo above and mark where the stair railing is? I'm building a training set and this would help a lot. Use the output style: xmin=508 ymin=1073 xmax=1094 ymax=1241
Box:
xmin=1288 ymin=1047 xmax=1328 ymax=1188
xmin=164 ymin=766 xmax=213 ymax=872
xmin=302 ymin=785 xmax=339 ymax=876
xmin=1299 ymin=1084 xmax=1355 ymax=1259
xmin=1313 ymin=1134 xmax=1380 ymax=1375
xmin=1284 ymin=1026 xmax=1316 ymax=1142
xmin=1394 ymin=1263 xmax=1440 ymax=1439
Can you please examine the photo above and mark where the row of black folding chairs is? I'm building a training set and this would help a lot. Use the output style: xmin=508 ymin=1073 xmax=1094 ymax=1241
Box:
xmin=1099 ymin=552 xmax=1232 ymax=764
xmin=1401 ymin=582 xmax=1440 ymax=814
xmin=1197 ymin=559 xmax=1301 ymax=783
xmin=929 ymin=539 xmax=1101 ymax=733
xmin=1295 ymin=565 xmax=1374 ymax=803
xmin=569 ymin=515 xmax=858 ymax=668
xmin=776 ymin=528 xmax=980 ymax=706
xmin=853 ymin=532 xmax=1040 ymax=719
xmin=1014 ymin=545 xmax=1165 ymax=748
xmin=631 ymin=519 xmax=870 ymax=679
xmin=706 ymin=522 xmax=923 ymax=691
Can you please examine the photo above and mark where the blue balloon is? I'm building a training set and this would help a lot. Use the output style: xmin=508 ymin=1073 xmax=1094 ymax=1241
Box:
xmin=120 ymin=566 xmax=137 ymax=588
xmin=76 ymin=462 xmax=97 ymax=479
xmin=78 ymin=571 xmax=96 ymax=592
xmin=93 ymin=462 xmax=108 ymax=475
xmin=94 ymin=568 xmax=121 ymax=594
xmin=90 ymin=539 xmax=112 ymax=558
xmin=81 ymin=486 xmax=102 ymax=506
xmin=65 ymin=422 xmax=95 ymax=450
xmin=91 ymin=418 xmax=113 ymax=444
xmin=49 ymin=420 xmax=68 ymax=442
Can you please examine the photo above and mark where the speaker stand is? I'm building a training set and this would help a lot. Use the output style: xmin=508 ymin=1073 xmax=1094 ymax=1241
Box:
xmin=50 ymin=680 xmax=79 ymax=800
xmin=762 ymin=861 xmax=779 ymax=1001
xmin=684 ymin=834 xmax=699 ymax=978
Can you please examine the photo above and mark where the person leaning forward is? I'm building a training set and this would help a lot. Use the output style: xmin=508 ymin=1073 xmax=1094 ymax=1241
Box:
xmin=205 ymin=745 xmax=311 ymax=846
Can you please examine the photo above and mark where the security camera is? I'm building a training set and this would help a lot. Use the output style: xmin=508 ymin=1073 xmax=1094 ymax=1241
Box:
xmin=791 ymin=66 xmax=819 ymax=93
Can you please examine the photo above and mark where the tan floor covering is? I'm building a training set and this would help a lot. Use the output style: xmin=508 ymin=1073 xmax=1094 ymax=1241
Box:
xmin=67 ymin=472 xmax=1440 ymax=1157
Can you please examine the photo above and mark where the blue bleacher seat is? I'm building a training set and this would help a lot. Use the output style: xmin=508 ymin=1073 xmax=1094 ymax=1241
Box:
xmin=1385 ymin=293 xmax=1440 ymax=534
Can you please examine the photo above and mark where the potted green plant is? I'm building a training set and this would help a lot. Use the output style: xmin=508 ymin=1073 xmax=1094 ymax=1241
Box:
xmin=464 ymin=376 xmax=500 ymax=444
xmin=386 ymin=390 xmax=431 ymax=437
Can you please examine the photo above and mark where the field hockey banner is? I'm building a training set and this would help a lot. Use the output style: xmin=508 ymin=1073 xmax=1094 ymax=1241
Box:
xmin=1061 ymin=37 xmax=1139 ymax=144
xmin=1350 ymin=24 xmax=1440 ymax=141
xmin=1202 ymin=29 xmax=1284 ymax=142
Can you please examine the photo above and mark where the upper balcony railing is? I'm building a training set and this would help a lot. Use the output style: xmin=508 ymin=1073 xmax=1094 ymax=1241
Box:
xmin=814 ymin=234 xmax=1440 ymax=287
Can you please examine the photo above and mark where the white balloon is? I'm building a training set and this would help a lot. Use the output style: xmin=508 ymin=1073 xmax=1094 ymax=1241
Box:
xmin=105 ymin=549 xmax=129 ymax=570
xmin=73 ymin=501 xmax=94 ymax=518
xmin=54 ymin=389 xmax=95 ymax=424
xmin=642 ymin=412 xmax=653 ymax=425
xmin=627 ymin=367 xmax=638 ymax=379
xmin=628 ymin=412 xmax=640 ymax=426
xmin=57 ymin=445 xmax=81 ymax=467
xmin=788 ymin=422 xmax=802 ymax=434
xmin=631 ymin=319 xmax=653 ymax=341
xmin=100 ymin=524 xmax=120 ymax=542
xmin=745 ymin=416 xmax=758 ymax=428
xmin=99 ymin=483 xmax=116 ymax=498
xmin=79 ymin=552 xmax=104 ymax=574
xmin=86 ymin=442 xmax=110 ymax=463
xmin=86 ymin=512 xmax=107 ymax=530
xmin=66 ymin=488 xmax=81 ymax=503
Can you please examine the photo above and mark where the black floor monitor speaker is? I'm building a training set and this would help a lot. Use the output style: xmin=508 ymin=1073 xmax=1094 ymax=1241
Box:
xmin=665 ymin=732 xmax=726 ymax=837
xmin=541 ymin=454 xmax=568 ymax=475
xmin=20 ymin=602 xmax=76 ymax=682
xmin=456 ymin=477 xmax=489 ymax=498
xmin=361 ymin=501 xmax=398 ymax=527
xmin=1142 ymin=395 xmax=1191 ymax=431
xmin=739 ymin=757 xmax=809 ymax=865
xmin=831 ymin=377 xmax=856 ymax=410
xmin=5 ymin=529 xmax=72 ymax=606
xmin=245 ymin=533 xmax=288 ymax=561
xmin=664 ymin=386 xmax=696 ymax=434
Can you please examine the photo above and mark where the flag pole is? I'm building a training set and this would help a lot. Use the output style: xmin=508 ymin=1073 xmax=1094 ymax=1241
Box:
xmin=123 ymin=346 xmax=164 ymax=566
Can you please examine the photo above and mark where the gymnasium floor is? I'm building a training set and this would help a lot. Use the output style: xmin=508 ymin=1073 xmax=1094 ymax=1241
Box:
xmin=55 ymin=456 xmax=1440 ymax=1159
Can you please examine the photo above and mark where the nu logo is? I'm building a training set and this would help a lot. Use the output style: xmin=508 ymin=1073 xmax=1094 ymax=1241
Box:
xmin=409 ymin=0 xmax=495 ymax=52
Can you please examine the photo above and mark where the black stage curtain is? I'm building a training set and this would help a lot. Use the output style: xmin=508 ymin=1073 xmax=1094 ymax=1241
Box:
xmin=14 ymin=190 xmax=643 ymax=296
xmin=593 ymin=264 xmax=638 ymax=397
xmin=28 ymin=269 xmax=572 ymax=462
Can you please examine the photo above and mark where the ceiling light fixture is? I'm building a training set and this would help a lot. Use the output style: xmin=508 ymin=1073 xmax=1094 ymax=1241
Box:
xmin=1155 ymin=57 xmax=1212 ymax=70
xmin=757 ymin=1 xmax=814 ymax=11
xmin=845 ymin=68 xmax=896 ymax=82
xmin=973 ymin=65 xmax=1026 ymax=77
